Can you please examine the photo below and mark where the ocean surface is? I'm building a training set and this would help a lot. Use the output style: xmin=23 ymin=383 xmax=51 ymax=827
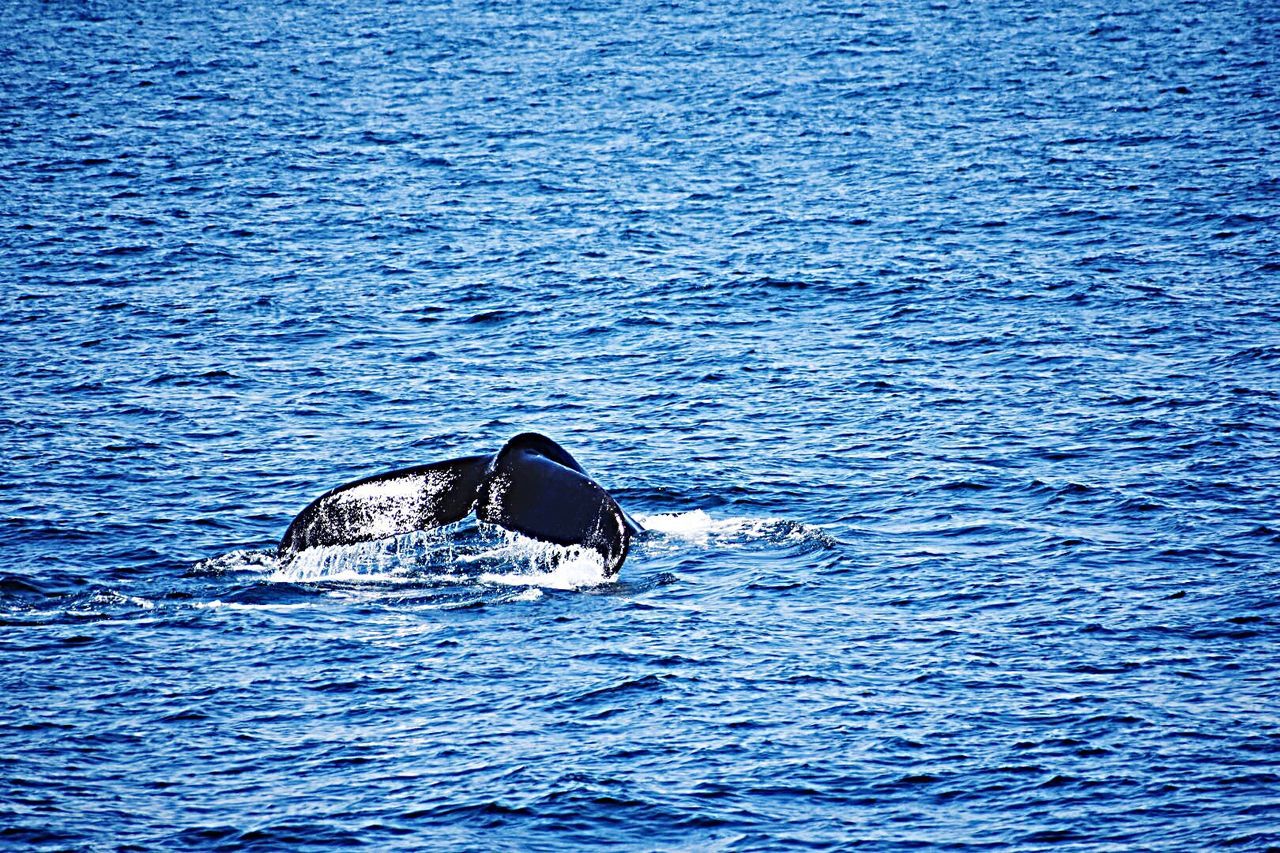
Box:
xmin=3 ymin=0 xmax=1279 ymax=848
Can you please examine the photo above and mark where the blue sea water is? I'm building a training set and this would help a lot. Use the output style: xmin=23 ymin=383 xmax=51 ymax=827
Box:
xmin=2 ymin=0 xmax=1279 ymax=848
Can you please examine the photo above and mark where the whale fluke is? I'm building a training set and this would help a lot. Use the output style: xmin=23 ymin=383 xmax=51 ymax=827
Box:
xmin=476 ymin=433 xmax=640 ymax=572
xmin=278 ymin=455 xmax=491 ymax=554
xmin=278 ymin=434 xmax=641 ymax=574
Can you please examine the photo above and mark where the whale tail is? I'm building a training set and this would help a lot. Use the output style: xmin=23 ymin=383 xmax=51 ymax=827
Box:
xmin=278 ymin=434 xmax=641 ymax=574
xmin=277 ymin=455 xmax=491 ymax=556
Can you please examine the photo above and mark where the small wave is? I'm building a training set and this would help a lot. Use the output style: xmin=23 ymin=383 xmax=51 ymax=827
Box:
xmin=1211 ymin=345 xmax=1280 ymax=366
xmin=192 ymin=600 xmax=314 ymax=612
xmin=2 ymin=587 xmax=159 ymax=627
xmin=64 ymin=589 xmax=156 ymax=616
xmin=191 ymin=548 xmax=281 ymax=575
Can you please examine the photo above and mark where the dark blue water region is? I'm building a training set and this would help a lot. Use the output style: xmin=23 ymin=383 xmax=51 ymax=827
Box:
xmin=2 ymin=0 xmax=1279 ymax=849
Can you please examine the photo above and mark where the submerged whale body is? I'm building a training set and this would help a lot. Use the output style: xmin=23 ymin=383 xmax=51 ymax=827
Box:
xmin=279 ymin=433 xmax=643 ymax=574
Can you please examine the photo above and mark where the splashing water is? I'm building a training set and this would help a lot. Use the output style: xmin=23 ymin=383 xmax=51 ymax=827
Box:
xmin=194 ymin=511 xmax=813 ymax=591
xmin=638 ymin=510 xmax=837 ymax=549
xmin=471 ymin=535 xmax=612 ymax=591
xmin=201 ymin=524 xmax=623 ymax=590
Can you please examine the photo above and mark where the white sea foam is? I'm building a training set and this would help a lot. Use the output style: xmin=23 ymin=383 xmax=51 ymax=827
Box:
xmin=272 ymin=541 xmax=414 ymax=583
xmin=638 ymin=509 xmax=718 ymax=541
xmin=248 ymin=524 xmax=611 ymax=590
xmin=192 ymin=548 xmax=280 ymax=574
xmin=267 ymin=529 xmax=465 ymax=583
xmin=471 ymin=528 xmax=611 ymax=590
xmin=98 ymin=591 xmax=156 ymax=610
xmin=479 ymin=560 xmax=606 ymax=591
xmin=637 ymin=510 xmax=833 ymax=548
xmin=198 ymin=511 xmax=817 ymax=593
xmin=65 ymin=590 xmax=157 ymax=617
xmin=193 ymin=600 xmax=313 ymax=612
